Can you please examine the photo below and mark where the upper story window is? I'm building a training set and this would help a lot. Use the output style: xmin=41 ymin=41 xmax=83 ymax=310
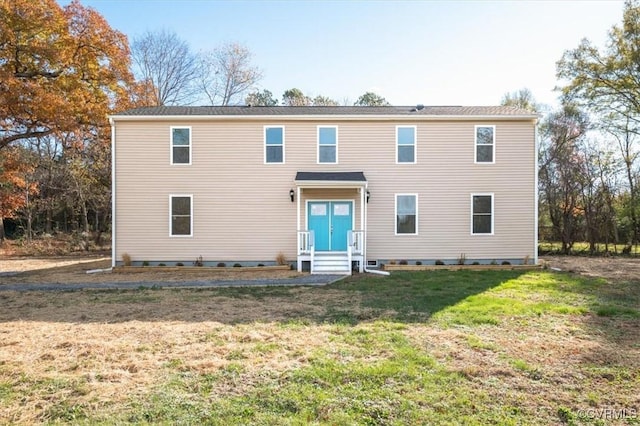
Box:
xmin=265 ymin=126 xmax=284 ymax=163
xmin=472 ymin=194 xmax=493 ymax=235
xmin=396 ymin=194 xmax=418 ymax=235
xmin=170 ymin=195 xmax=192 ymax=237
xmin=475 ymin=125 xmax=495 ymax=163
xmin=318 ymin=126 xmax=338 ymax=163
xmin=396 ymin=126 xmax=416 ymax=163
xmin=171 ymin=127 xmax=191 ymax=165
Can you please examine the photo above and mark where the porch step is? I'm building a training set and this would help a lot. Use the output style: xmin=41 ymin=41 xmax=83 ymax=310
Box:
xmin=312 ymin=253 xmax=351 ymax=275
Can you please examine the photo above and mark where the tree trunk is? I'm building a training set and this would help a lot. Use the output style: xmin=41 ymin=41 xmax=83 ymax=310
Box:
xmin=0 ymin=217 xmax=5 ymax=245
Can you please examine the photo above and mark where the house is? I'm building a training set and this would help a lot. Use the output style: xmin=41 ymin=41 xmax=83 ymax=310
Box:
xmin=109 ymin=105 xmax=538 ymax=274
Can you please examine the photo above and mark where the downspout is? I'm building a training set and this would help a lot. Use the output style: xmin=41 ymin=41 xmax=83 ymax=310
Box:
xmin=361 ymin=183 xmax=389 ymax=276
xmin=110 ymin=117 xmax=116 ymax=269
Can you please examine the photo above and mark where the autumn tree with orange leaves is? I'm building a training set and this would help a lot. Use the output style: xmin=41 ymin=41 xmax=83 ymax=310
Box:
xmin=0 ymin=0 xmax=148 ymax=243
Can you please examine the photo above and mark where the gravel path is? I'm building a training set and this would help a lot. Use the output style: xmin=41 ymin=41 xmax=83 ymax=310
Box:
xmin=0 ymin=274 xmax=346 ymax=292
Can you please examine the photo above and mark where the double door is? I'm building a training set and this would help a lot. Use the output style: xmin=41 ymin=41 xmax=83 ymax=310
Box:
xmin=307 ymin=201 xmax=353 ymax=251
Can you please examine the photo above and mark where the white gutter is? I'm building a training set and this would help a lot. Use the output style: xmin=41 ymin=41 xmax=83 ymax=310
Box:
xmin=109 ymin=114 xmax=539 ymax=122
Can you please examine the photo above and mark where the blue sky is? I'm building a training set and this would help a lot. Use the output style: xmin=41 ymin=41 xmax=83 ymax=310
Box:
xmin=62 ymin=0 xmax=624 ymax=108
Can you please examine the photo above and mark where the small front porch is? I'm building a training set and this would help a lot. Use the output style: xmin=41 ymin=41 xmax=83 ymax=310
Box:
xmin=297 ymin=230 xmax=365 ymax=274
xmin=293 ymin=171 xmax=368 ymax=275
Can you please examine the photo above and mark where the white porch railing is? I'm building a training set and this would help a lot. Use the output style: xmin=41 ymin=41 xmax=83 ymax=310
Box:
xmin=298 ymin=230 xmax=313 ymax=254
xmin=297 ymin=230 xmax=315 ymax=273
xmin=298 ymin=230 xmax=364 ymax=274
xmin=348 ymin=230 xmax=365 ymax=273
xmin=348 ymin=230 xmax=364 ymax=255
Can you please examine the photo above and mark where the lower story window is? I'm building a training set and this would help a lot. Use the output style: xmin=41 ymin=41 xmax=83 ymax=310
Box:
xmin=472 ymin=194 xmax=493 ymax=234
xmin=170 ymin=195 xmax=192 ymax=236
xmin=396 ymin=194 xmax=417 ymax=234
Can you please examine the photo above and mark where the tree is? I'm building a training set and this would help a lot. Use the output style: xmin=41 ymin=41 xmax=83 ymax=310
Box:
xmin=281 ymin=88 xmax=339 ymax=106
xmin=500 ymin=88 xmax=541 ymax=113
xmin=557 ymin=0 xmax=640 ymax=248
xmin=282 ymin=88 xmax=312 ymax=106
xmin=539 ymin=103 xmax=591 ymax=253
xmin=0 ymin=0 xmax=133 ymax=149
xmin=0 ymin=147 xmax=37 ymax=243
xmin=198 ymin=42 xmax=262 ymax=106
xmin=312 ymin=95 xmax=339 ymax=106
xmin=245 ymin=89 xmax=278 ymax=106
xmin=131 ymin=29 xmax=199 ymax=106
xmin=354 ymin=92 xmax=390 ymax=106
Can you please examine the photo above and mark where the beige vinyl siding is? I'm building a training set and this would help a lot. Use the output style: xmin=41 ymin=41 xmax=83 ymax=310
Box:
xmin=114 ymin=118 xmax=535 ymax=263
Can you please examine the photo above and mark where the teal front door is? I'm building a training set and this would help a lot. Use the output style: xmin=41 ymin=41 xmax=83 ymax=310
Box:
xmin=308 ymin=201 xmax=353 ymax=251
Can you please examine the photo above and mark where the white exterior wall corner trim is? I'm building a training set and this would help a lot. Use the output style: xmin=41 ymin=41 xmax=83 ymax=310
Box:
xmin=110 ymin=117 xmax=116 ymax=268
xmin=534 ymin=122 xmax=540 ymax=264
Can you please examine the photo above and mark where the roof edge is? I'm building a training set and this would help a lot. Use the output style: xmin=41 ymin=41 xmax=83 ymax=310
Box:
xmin=110 ymin=114 xmax=539 ymax=122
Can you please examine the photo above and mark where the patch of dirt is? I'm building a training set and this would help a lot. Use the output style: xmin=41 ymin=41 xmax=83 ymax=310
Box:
xmin=0 ymin=257 xmax=305 ymax=285
xmin=541 ymin=256 xmax=640 ymax=282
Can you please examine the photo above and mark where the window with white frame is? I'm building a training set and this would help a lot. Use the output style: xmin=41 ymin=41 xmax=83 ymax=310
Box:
xmin=170 ymin=195 xmax=192 ymax=236
xmin=472 ymin=194 xmax=493 ymax=235
xmin=475 ymin=125 xmax=495 ymax=163
xmin=396 ymin=126 xmax=416 ymax=163
xmin=396 ymin=194 xmax=417 ymax=234
xmin=265 ymin=126 xmax=284 ymax=163
xmin=171 ymin=127 xmax=191 ymax=165
xmin=318 ymin=126 xmax=337 ymax=163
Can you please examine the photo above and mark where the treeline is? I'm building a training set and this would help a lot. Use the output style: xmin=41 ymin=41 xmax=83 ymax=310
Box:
xmin=2 ymin=0 xmax=640 ymax=256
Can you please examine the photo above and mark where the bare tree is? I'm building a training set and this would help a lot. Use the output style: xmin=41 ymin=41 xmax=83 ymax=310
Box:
xmin=198 ymin=43 xmax=262 ymax=106
xmin=131 ymin=29 xmax=200 ymax=106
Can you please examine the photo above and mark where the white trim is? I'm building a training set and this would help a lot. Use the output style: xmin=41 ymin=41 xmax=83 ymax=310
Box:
xmin=534 ymin=123 xmax=539 ymax=264
xmin=264 ymin=125 xmax=285 ymax=164
xmin=111 ymin=114 xmax=539 ymax=122
xmin=110 ymin=118 xmax=116 ymax=268
xmin=169 ymin=194 xmax=193 ymax=237
xmin=471 ymin=193 xmax=494 ymax=235
xmin=317 ymin=125 xmax=338 ymax=164
xmin=396 ymin=125 xmax=417 ymax=164
xmin=170 ymin=126 xmax=192 ymax=165
xmin=395 ymin=193 xmax=418 ymax=235
xmin=474 ymin=125 xmax=495 ymax=164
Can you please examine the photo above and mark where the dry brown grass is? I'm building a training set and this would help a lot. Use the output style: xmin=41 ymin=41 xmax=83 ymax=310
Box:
xmin=0 ymin=256 xmax=638 ymax=424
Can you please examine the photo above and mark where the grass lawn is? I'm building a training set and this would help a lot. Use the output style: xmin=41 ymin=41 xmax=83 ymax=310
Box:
xmin=0 ymin=270 xmax=638 ymax=425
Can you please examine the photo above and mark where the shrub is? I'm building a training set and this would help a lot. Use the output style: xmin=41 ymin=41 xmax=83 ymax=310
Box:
xmin=472 ymin=261 xmax=480 ymax=265
xmin=490 ymin=260 xmax=498 ymax=265
xmin=435 ymin=260 xmax=445 ymax=265
xmin=275 ymin=252 xmax=287 ymax=265
xmin=257 ymin=263 xmax=265 ymax=267
xmin=122 ymin=253 xmax=132 ymax=267
xmin=176 ymin=262 xmax=184 ymax=267
xmin=142 ymin=261 xmax=149 ymax=267
xmin=415 ymin=261 xmax=422 ymax=265
xmin=193 ymin=255 xmax=203 ymax=267
xmin=158 ymin=263 xmax=166 ymax=267
xmin=501 ymin=260 xmax=511 ymax=265
xmin=233 ymin=263 xmax=242 ymax=268
xmin=457 ymin=253 xmax=466 ymax=265
xmin=399 ymin=259 xmax=408 ymax=265
xmin=389 ymin=259 xmax=397 ymax=265
xmin=217 ymin=262 xmax=226 ymax=268
xmin=523 ymin=255 xmax=530 ymax=265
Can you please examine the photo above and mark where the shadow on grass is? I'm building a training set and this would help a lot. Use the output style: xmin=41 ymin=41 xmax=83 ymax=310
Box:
xmin=0 ymin=269 xmax=527 ymax=325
